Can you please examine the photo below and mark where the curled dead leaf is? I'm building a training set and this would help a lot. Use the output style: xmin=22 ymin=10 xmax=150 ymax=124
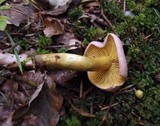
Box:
xmin=43 ymin=17 xmax=65 ymax=37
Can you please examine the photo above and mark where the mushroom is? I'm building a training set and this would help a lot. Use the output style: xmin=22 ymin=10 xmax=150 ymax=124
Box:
xmin=0 ymin=33 xmax=127 ymax=91
xmin=34 ymin=33 xmax=128 ymax=91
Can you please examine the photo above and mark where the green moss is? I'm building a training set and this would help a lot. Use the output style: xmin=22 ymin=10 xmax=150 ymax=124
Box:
xmin=61 ymin=0 xmax=160 ymax=125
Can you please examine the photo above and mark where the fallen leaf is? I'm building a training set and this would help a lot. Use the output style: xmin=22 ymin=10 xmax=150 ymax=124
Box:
xmin=28 ymin=82 xmax=44 ymax=105
xmin=1 ymin=79 xmax=27 ymax=108
xmin=43 ymin=17 xmax=65 ymax=37
xmin=54 ymin=32 xmax=82 ymax=51
xmin=0 ymin=106 xmax=13 ymax=126
xmin=13 ymin=77 xmax=63 ymax=126
xmin=0 ymin=3 xmax=35 ymax=26
xmin=55 ymin=32 xmax=76 ymax=45
xmin=49 ymin=70 xmax=80 ymax=90
xmin=16 ymin=70 xmax=45 ymax=88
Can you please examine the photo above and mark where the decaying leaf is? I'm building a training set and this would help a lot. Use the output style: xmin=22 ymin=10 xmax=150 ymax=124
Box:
xmin=13 ymin=76 xmax=63 ymax=126
xmin=1 ymin=79 xmax=27 ymax=109
xmin=54 ymin=32 xmax=82 ymax=51
xmin=43 ymin=17 xmax=65 ymax=37
xmin=0 ymin=3 xmax=35 ymax=26
xmin=28 ymin=82 xmax=44 ymax=105
xmin=0 ymin=106 xmax=13 ymax=126
xmin=55 ymin=32 xmax=76 ymax=44
xmin=49 ymin=70 xmax=80 ymax=90
xmin=17 ymin=70 xmax=45 ymax=88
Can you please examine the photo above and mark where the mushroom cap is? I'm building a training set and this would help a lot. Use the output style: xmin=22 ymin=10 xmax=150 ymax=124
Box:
xmin=84 ymin=33 xmax=128 ymax=91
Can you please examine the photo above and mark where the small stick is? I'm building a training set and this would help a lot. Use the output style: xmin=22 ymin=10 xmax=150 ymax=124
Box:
xmin=82 ymin=87 xmax=94 ymax=98
xmin=101 ymin=102 xmax=119 ymax=110
xmin=100 ymin=7 xmax=118 ymax=35
xmin=79 ymin=79 xmax=83 ymax=98
xmin=123 ymin=0 xmax=126 ymax=12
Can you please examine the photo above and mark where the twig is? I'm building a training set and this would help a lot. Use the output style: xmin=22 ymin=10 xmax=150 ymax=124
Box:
xmin=79 ymin=79 xmax=83 ymax=98
xmin=114 ymin=107 xmax=129 ymax=118
xmin=82 ymin=87 xmax=94 ymax=98
xmin=3 ymin=43 xmax=19 ymax=53
xmin=123 ymin=0 xmax=126 ymax=12
xmin=90 ymin=102 xmax=93 ymax=114
xmin=69 ymin=100 xmax=96 ymax=118
xmin=46 ymin=43 xmax=81 ymax=49
xmin=28 ymin=0 xmax=44 ymax=11
xmin=100 ymin=6 xmax=118 ymax=35
xmin=85 ymin=13 xmax=108 ymax=27
xmin=120 ymin=84 xmax=135 ymax=92
xmin=101 ymin=92 xmax=117 ymax=125
xmin=101 ymin=102 xmax=119 ymax=110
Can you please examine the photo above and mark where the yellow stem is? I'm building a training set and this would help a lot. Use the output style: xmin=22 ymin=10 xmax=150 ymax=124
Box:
xmin=34 ymin=53 xmax=112 ymax=71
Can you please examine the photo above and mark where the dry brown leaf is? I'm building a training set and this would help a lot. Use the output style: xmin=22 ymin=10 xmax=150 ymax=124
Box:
xmin=1 ymin=80 xmax=27 ymax=108
xmin=17 ymin=70 xmax=45 ymax=87
xmin=21 ymin=114 xmax=41 ymax=126
xmin=55 ymin=32 xmax=82 ymax=50
xmin=55 ymin=32 xmax=76 ymax=44
xmin=49 ymin=70 xmax=80 ymax=90
xmin=0 ymin=3 xmax=35 ymax=26
xmin=0 ymin=106 xmax=13 ymax=126
xmin=13 ymin=76 xmax=63 ymax=126
xmin=43 ymin=17 xmax=65 ymax=37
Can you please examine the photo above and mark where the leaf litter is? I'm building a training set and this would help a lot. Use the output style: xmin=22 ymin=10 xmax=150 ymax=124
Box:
xmin=0 ymin=0 xmax=98 ymax=125
xmin=0 ymin=0 xmax=106 ymax=125
xmin=0 ymin=3 xmax=35 ymax=26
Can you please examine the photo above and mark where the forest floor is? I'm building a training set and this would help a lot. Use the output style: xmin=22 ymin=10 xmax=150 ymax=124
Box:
xmin=0 ymin=0 xmax=160 ymax=126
